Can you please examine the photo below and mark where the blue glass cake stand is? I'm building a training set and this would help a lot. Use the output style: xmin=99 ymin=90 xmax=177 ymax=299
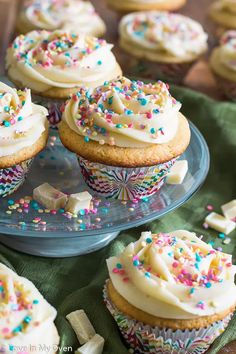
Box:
xmin=0 ymin=122 xmax=209 ymax=257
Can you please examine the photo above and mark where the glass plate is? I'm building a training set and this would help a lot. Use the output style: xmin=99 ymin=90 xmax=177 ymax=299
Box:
xmin=0 ymin=122 xmax=209 ymax=257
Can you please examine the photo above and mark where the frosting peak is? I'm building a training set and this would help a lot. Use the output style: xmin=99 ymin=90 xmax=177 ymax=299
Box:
xmin=119 ymin=12 xmax=208 ymax=60
xmin=6 ymin=30 xmax=120 ymax=93
xmin=62 ymin=77 xmax=181 ymax=148
xmin=107 ymin=230 xmax=236 ymax=319
xmin=0 ymin=82 xmax=48 ymax=157
xmin=219 ymin=31 xmax=236 ymax=71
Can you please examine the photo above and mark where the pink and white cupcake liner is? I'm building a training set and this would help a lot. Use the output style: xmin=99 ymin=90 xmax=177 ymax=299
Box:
xmin=0 ymin=158 xmax=33 ymax=198
xmin=103 ymin=283 xmax=232 ymax=354
xmin=78 ymin=157 xmax=177 ymax=200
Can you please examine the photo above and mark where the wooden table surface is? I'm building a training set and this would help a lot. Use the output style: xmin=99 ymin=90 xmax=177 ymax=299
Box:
xmin=0 ymin=0 xmax=235 ymax=353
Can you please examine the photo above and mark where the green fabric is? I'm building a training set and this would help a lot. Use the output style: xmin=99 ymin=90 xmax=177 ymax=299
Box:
xmin=0 ymin=86 xmax=236 ymax=354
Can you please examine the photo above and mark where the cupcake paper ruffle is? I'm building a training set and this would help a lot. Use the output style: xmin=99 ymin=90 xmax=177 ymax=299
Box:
xmin=0 ymin=158 xmax=33 ymax=198
xmin=78 ymin=156 xmax=177 ymax=200
xmin=103 ymin=283 xmax=232 ymax=354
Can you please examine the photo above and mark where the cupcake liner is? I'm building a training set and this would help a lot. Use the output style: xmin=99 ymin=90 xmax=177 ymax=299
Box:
xmin=0 ymin=158 xmax=33 ymax=198
xmin=125 ymin=57 xmax=195 ymax=84
xmin=103 ymin=283 xmax=232 ymax=354
xmin=78 ymin=156 xmax=177 ymax=200
xmin=214 ymin=74 xmax=236 ymax=102
xmin=32 ymin=94 xmax=64 ymax=127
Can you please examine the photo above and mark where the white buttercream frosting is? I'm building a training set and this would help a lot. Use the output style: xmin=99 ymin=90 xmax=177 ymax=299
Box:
xmin=19 ymin=0 xmax=106 ymax=36
xmin=219 ymin=31 xmax=236 ymax=71
xmin=6 ymin=30 xmax=119 ymax=93
xmin=0 ymin=263 xmax=59 ymax=354
xmin=119 ymin=12 xmax=208 ymax=59
xmin=0 ymin=82 xmax=48 ymax=157
xmin=62 ymin=77 xmax=181 ymax=148
xmin=107 ymin=230 xmax=236 ymax=319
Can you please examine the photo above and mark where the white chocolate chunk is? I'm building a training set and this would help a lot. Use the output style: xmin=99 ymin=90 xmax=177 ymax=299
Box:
xmin=65 ymin=191 xmax=92 ymax=214
xmin=66 ymin=310 xmax=96 ymax=345
xmin=33 ymin=183 xmax=68 ymax=210
xmin=221 ymin=200 xmax=236 ymax=220
xmin=166 ymin=160 xmax=188 ymax=185
xmin=223 ymin=237 xmax=231 ymax=245
xmin=75 ymin=334 xmax=104 ymax=354
xmin=205 ymin=212 xmax=236 ymax=235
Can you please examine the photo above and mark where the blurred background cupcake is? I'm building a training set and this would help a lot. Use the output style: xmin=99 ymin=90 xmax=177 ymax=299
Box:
xmin=209 ymin=0 xmax=236 ymax=35
xmin=210 ymin=31 xmax=236 ymax=101
xmin=59 ymin=77 xmax=190 ymax=200
xmin=0 ymin=81 xmax=48 ymax=197
xmin=105 ymin=0 xmax=187 ymax=13
xmin=119 ymin=12 xmax=208 ymax=84
xmin=0 ymin=263 xmax=59 ymax=352
xmin=6 ymin=30 xmax=122 ymax=126
xmin=16 ymin=0 xmax=106 ymax=37
xmin=104 ymin=230 xmax=236 ymax=353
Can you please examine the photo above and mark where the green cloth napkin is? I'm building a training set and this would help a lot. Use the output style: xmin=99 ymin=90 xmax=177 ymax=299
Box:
xmin=0 ymin=86 xmax=236 ymax=354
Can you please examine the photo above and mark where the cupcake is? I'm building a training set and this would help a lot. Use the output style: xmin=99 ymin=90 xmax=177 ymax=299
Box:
xmin=59 ymin=77 xmax=190 ymax=200
xmin=104 ymin=230 xmax=236 ymax=353
xmin=209 ymin=0 xmax=236 ymax=34
xmin=0 ymin=81 xmax=48 ymax=197
xmin=17 ymin=0 xmax=106 ymax=38
xmin=119 ymin=12 xmax=208 ymax=83
xmin=0 ymin=263 xmax=59 ymax=353
xmin=210 ymin=31 xmax=236 ymax=101
xmin=105 ymin=0 xmax=186 ymax=13
xmin=6 ymin=30 xmax=122 ymax=126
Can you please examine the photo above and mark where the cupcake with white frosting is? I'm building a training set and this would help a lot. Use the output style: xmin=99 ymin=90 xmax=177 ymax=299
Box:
xmin=104 ymin=230 xmax=236 ymax=353
xmin=0 ymin=81 xmax=48 ymax=197
xmin=209 ymin=0 xmax=236 ymax=33
xmin=119 ymin=12 xmax=208 ymax=83
xmin=0 ymin=263 xmax=59 ymax=353
xmin=59 ymin=77 xmax=190 ymax=200
xmin=17 ymin=0 xmax=106 ymax=37
xmin=210 ymin=31 xmax=236 ymax=101
xmin=6 ymin=30 xmax=122 ymax=125
xmin=105 ymin=0 xmax=186 ymax=13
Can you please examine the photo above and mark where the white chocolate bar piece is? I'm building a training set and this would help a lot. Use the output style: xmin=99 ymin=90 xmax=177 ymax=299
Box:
xmin=66 ymin=310 xmax=96 ymax=345
xmin=33 ymin=183 xmax=68 ymax=210
xmin=221 ymin=200 xmax=236 ymax=220
xmin=65 ymin=191 xmax=92 ymax=214
xmin=75 ymin=334 xmax=104 ymax=354
xmin=205 ymin=212 xmax=236 ymax=235
xmin=166 ymin=160 xmax=188 ymax=185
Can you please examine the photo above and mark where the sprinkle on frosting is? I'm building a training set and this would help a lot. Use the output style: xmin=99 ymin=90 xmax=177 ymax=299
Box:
xmin=62 ymin=77 xmax=182 ymax=148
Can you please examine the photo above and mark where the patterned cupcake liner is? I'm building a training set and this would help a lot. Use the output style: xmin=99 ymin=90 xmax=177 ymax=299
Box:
xmin=32 ymin=94 xmax=64 ymax=127
xmin=78 ymin=157 xmax=177 ymax=200
xmin=214 ymin=74 xmax=236 ymax=102
xmin=125 ymin=57 xmax=195 ymax=84
xmin=103 ymin=283 xmax=232 ymax=354
xmin=0 ymin=159 xmax=33 ymax=198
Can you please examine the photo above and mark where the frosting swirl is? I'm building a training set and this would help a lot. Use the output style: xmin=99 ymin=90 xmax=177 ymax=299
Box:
xmin=18 ymin=0 xmax=106 ymax=37
xmin=219 ymin=31 xmax=236 ymax=71
xmin=107 ymin=230 xmax=236 ymax=319
xmin=62 ymin=77 xmax=181 ymax=148
xmin=0 ymin=82 xmax=48 ymax=157
xmin=0 ymin=263 xmax=59 ymax=353
xmin=119 ymin=12 xmax=208 ymax=60
xmin=6 ymin=30 xmax=121 ymax=93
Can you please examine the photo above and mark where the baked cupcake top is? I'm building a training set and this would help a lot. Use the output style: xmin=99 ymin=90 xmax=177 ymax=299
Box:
xmin=62 ymin=77 xmax=182 ymax=148
xmin=6 ymin=30 xmax=121 ymax=96
xmin=119 ymin=12 xmax=208 ymax=62
xmin=107 ymin=230 xmax=236 ymax=319
xmin=219 ymin=31 xmax=236 ymax=71
xmin=0 ymin=82 xmax=48 ymax=158
xmin=17 ymin=0 xmax=106 ymax=37
xmin=216 ymin=0 xmax=236 ymax=13
xmin=0 ymin=263 xmax=59 ymax=345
